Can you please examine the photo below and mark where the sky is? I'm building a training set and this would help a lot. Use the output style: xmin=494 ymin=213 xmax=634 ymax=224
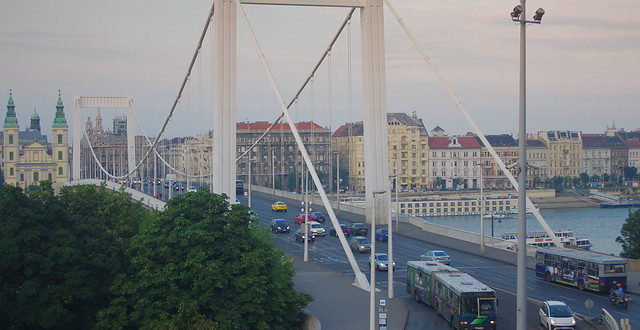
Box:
xmin=1 ymin=0 xmax=639 ymax=140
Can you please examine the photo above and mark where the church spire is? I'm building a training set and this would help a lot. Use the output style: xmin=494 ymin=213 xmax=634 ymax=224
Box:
xmin=95 ymin=108 xmax=103 ymax=132
xmin=4 ymin=89 xmax=19 ymax=128
xmin=53 ymin=89 xmax=68 ymax=128
xmin=30 ymin=109 xmax=41 ymax=132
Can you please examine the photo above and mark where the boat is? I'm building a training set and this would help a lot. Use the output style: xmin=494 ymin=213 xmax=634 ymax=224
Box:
xmin=501 ymin=230 xmax=593 ymax=249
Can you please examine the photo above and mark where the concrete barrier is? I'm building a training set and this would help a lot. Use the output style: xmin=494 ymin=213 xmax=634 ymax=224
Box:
xmin=601 ymin=308 xmax=620 ymax=330
xmin=300 ymin=309 xmax=321 ymax=330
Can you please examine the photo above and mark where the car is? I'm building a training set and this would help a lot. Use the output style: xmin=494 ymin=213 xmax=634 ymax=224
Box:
xmin=249 ymin=210 xmax=258 ymax=221
xmin=294 ymin=229 xmax=315 ymax=243
xmin=187 ymin=187 xmax=197 ymax=192
xmin=349 ymin=223 xmax=368 ymax=236
xmin=294 ymin=213 xmax=313 ymax=224
xmin=306 ymin=221 xmax=326 ymax=236
xmin=329 ymin=224 xmax=351 ymax=237
xmin=369 ymin=253 xmax=395 ymax=271
xmin=270 ymin=219 xmax=290 ymax=233
xmin=375 ymin=228 xmax=388 ymax=242
xmin=349 ymin=236 xmax=371 ymax=253
xmin=271 ymin=201 xmax=288 ymax=212
xmin=310 ymin=212 xmax=326 ymax=223
xmin=419 ymin=250 xmax=451 ymax=265
xmin=539 ymin=301 xmax=576 ymax=329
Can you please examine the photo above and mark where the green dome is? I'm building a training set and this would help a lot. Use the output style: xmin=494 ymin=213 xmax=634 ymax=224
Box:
xmin=31 ymin=111 xmax=40 ymax=120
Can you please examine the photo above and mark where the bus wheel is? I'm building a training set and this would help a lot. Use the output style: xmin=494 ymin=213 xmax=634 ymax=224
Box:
xmin=545 ymin=272 xmax=552 ymax=282
xmin=578 ymin=280 xmax=585 ymax=291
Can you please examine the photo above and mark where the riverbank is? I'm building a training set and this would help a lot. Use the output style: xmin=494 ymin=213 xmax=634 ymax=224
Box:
xmin=531 ymin=196 xmax=599 ymax=209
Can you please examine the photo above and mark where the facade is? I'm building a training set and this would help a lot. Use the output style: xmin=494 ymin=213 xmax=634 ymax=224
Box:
xmin=236 ymin=121 xmax=331 ymax=191
xmin=80 ymin=109 xmax=130 ymax=180
xmin=332 ymin=112 xmax=429 ymax=192
xmin=428 ymin=135 xmax=481 ymax=189
xmin=624 ymin=139 xmax=640 ymax=170
xmin=1 ymin=92 xmax=69 ymax=188
xmin=580 ymin=134 xmax=628 ymax=177
xmin=538 ymin=131 xmax=582 ymax=178
xmin=474 ymin=134 xmax=519 ymax=189
xmin=523 ymin=139 xmax=548 ymax=184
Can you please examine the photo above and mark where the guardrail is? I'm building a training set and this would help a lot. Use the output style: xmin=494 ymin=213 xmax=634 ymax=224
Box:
xmin=601 ymin=308 xmax=620 ymax=330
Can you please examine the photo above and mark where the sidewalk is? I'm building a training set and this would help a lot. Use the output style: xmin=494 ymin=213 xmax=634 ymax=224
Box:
xmin=291 ymin=254 xmax=408 ymax=330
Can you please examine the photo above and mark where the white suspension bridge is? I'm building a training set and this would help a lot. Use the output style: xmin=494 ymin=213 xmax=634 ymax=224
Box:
xmin=66 ymin=1 xmax=557 ymax=328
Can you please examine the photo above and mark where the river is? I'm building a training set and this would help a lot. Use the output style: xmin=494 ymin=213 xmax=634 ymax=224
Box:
xmin=420 ymin=206 xmax=638 ymax=256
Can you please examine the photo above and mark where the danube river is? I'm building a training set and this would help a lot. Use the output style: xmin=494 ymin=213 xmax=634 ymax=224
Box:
xmin=421 ymin=206 xmax=638 ymax=256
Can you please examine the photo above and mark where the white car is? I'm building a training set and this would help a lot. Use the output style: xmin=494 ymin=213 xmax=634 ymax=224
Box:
xmin=539 ymin=301 xmax=576 ymax=330
xmin=306 ymin=221 xmax=326 ymax=236
xmin=187 ymin=187 xmax=197 ymax=192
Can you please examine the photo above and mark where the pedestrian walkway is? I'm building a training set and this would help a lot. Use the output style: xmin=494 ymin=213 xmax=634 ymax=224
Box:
xmin=292 ymin=254 xmax=408 ymax=330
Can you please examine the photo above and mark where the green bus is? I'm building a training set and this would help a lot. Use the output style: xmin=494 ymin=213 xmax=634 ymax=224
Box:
xmin=406 ymin=261 xmax=497 ymax=329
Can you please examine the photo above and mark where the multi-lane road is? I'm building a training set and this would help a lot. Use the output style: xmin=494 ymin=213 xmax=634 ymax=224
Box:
xmin=239 ymin=190 xmax=637 ymax=329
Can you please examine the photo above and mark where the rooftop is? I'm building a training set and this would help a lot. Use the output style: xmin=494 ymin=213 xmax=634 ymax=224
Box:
xmin=474 ymin=134 xmax=518 ymax=148
xmin=582 ymin=134 xmax=628 ymax=149
xmin=434 ymin=272 xmax=494 ymax=294
xmin=428 ymin=136 xmax=481 ymax=149
xmin=537 ymin=246 xmax=626 ymax=264
xmin=333 ymin=122 xmax=364 ymax=137
xmin=237 ymin=121 xmax=326 ymax=131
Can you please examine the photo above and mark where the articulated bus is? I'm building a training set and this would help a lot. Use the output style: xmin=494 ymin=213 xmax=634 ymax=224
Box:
xmin=236 ymin=180 xmax=244 ymax=195
xmin=406 ymin=261 xmax=497 ymax=329
xmin=535 ymin=246 xmax=627 ymax=292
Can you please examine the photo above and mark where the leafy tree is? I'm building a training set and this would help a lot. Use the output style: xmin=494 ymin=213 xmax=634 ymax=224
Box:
xmin=98 ymin=190 xmax=312 ymax=329
xmin=572 ymin=177 xmax=581 ymax=188
xmin=624 ymin=166 xmax=638 ymax=181
xmin=603 ymin=173 xmax=610 ymax=182
xmin=287 ymin=167 xmax=299 ymax=192
xmin=610 ymin=173 xmax=618 ymax=184
xmin=434 ymin=177 xmax=445 ymax=190
xmin=579 ymin=172 xmax=590 ymax=187
xmin=616 ymin=209 xmax=640 ymax=259
xmin=591 ymin=174 xmax=600 ymax=182
xmin=0 ymin=169 xmax=4 ymax=188
xmin=552 ymin=176 xmax=564 ymax=191
xmin=332 ymin=165 xmax=349 ymax=192
xmin=452 ymin=178 xmax=464 ymax=190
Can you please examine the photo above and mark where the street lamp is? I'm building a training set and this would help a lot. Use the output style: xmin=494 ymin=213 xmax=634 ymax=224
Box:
xmin=370 ymin=189 xmax=386 ymax=330
xmin=334 ymin=151 xmax=340 ymax=215
xmin=387 ymin=173 xmax=397 ymax=299
xmin=474 ymin=162 xmax=485 ymax=254
xmin=510 ymin=2 xmax=545 ymax=329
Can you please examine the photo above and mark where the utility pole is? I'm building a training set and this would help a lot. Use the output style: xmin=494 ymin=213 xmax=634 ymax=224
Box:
xmin=272 ymin=147 xmax=276 ymax=197
xmin=370 ymin=190 xmax=386 ymax=330
xmin=480 ymin=163 xmax=484 ymax=253
xmin=509 ymin=3 xmax=544 ymax=329
xmin=304 ymin=164 xmax=309 ymax=262
xmin=248 ymin=156 xmax=252 ymax=208
xmin=335 ymin=151 xmax=340 ymax=215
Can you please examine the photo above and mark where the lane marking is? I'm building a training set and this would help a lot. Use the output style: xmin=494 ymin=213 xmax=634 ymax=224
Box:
xmin=559 ymin=295 xmax=575 ymax=302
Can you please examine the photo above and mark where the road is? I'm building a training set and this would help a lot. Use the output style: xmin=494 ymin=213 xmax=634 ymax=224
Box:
xmin=239 ymin=191 xmax=630 ymax=329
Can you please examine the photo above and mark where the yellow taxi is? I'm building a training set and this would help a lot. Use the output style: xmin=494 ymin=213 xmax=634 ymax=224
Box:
xmin=271 ymin=201 xmax=288 ymax=212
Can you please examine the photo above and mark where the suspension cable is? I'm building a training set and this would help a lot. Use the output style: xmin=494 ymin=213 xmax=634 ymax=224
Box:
xmin=235 ymin=7 xmax=356 ymax=163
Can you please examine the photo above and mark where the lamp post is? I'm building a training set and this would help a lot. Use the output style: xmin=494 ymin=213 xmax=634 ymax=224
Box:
xmin=392 ymin=157 xmax=399 ymax=231
xmin=334 ymin=151 xmax=340 ymax=215
xmin=248 ymin=156 xmax=253 ymax=208
xmin=510 ymin=2 xmax=545 ymax=329
xmin=474 ymin=162 xmax=485 ymax=253
xmin=271 ymin=147 xmax=276 ymax=197
xmin=388 ymin=173 xmax=397 ymax=299
xmin=370 ymin=189 xmax=386 ymax=330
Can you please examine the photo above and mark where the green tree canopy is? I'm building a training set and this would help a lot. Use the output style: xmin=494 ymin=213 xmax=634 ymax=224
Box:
xmin=616 ymin=209 xmax=640 ymax=259
xmin=98 ymin=190 xmax=311 ymax=329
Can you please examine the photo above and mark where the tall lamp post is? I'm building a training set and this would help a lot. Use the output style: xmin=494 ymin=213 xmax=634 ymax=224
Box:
xmin=370 ymin=189 xmax=386 ymax=330
xmin=474 ymin=161 xmax=485 ymax=254
xmin=388 ymin=173 xmax=397 ymax=299
xmin=510 ymin=2 xmax=545 ymax=329
xmin=334 ymin=151 xmax=340 ymax=215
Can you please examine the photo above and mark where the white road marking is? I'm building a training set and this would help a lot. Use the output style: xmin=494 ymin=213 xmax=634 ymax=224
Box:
xmin=559 ymin=295 xmax=575 ymax=302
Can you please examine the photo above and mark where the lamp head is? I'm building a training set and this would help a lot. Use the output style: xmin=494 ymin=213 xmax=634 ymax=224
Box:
xmin=510 ymin=5 xmax=523 ymax=19
xmin=533 ymin=8 xmax=545 ymax=22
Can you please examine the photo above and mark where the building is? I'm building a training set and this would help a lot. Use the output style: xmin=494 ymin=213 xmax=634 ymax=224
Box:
xmin=538 ymin=131 xmax=582 ymax=178
xmin=236 ymin=121 xmax=331 ymax=191
xmin=428 ymin=135 xmax=481 ymax=189
xmin=80 ymin=109 xmax=130 ymax=180
xmin=523 ymin=139 xmax=548 ymax=184
xmin=624 ymin=139 xmax=640 ymax=170
xmin=581 ymin=134 xmax=628 ymax=178
xmin=1 ymin=91 xmax=69 ymax=188
xmin=474 ymin=134 xmax=519 ymax=189
xmin=332 ymin=112 xmax=429 ymax=192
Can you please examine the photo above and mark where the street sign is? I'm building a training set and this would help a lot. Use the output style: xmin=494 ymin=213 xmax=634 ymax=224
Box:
xmin=379 ymin=298 xmax=387 ymax=307
xmin=584 ymin=298 xmax=594 ymax=317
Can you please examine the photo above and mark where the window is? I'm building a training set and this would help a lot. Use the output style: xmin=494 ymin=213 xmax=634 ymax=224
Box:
xmin=57 ymin=134 xmax=63 ymax=144
xmin=9 ymin=151 xmax=13 ymax=161
xmin=58 ymin=167 xmax=63 ymax=175
xmin=58 ymin=151 xmax=63 ymax=160
xmin=8 ymin=134 xmax=13 ymax=144
xmin=10 ymin=168 xmax=14 ymax=176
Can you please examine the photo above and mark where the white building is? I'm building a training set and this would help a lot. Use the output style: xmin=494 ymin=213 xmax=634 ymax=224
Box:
xmin=428 ymin=135 xmax=481 ymax=189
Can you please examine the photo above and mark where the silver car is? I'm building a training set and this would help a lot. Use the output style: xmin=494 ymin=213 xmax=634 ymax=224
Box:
xmin=419 ymin=250 xmax=451 ymax=265
xmin=539 ymin=301 xmax=576 ymax=329
xmin=306 ymin=221 xmax=326 ymax=236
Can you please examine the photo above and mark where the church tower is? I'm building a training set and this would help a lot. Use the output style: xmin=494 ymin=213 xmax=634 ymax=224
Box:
xmin=3 ymin=90 xmax=19 ymax=186
xmin=52 ymin=90 xmax=69 ymax=182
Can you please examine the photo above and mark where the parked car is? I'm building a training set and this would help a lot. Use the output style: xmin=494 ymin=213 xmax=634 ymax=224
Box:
xmin=419 ymin=250 xmax=451 ymax=265
xmin=271 ymin=201 xmax=287 ymax=212
xmin=294 ymin=213 xmax=313 ymax=224
xmin=349 ymin=223 xmax=368 ymax=236
xmin=249 ymin=210 xmax=258 ymax=221
xmin=310 ymin=212 xmax=326 ymax=223
xmin=270 ymin=219 xmax=290 ymax=233
xmin=306 ymin=221 xmax=326 ymax=236
xmin=295 ymin=229 xmax=315 ymax=243
xmin=369 ymin=253 xmax=395 ymax=271
xmin=329 ymin=224 xmax=351 ymax=237
xmin=349 ymin=236 xmax=371 ymax=253
xmin=538 ymin=301 xmax=576 ymax=329
xmin=187 ymin=186 xmax=197 ymax=192
xmin=375 ymin=228 xmax=388 ymax=242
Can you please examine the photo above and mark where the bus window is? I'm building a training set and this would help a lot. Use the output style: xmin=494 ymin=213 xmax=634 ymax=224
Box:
xmin=604 ymin=264 xmax=626 ymax=274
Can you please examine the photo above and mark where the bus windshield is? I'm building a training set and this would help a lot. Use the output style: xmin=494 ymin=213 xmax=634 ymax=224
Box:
xmin=604 ymin=264 xmax=626 ymax=274
xmin=461 ymin=294 xmax=496 ymax=316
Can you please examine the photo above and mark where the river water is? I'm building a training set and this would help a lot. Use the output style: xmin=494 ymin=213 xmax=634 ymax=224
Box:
xmin=420 ymin=206 xmax=638 ymax=256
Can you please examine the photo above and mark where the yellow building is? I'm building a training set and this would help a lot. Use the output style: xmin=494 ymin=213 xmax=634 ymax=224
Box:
xmin=332 ymin=112 xmax=429 ymax=192
xmin=1 ymin=91 xmax=69 ymax=188
xmin=537 ymin=131 xmax=582 ymax=178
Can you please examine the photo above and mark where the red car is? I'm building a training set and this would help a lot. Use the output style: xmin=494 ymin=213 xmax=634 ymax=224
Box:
xmin=294 ymin=213 xmax=313 ymax=224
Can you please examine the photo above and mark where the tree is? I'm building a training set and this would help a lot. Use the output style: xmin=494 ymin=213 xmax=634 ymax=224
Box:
xmin=624 ymin=166 xmax=638 ymax=181
xmin=591 ymin=174 xmax=600 ymax=182
xmin=287 ymin=167 xmax=299 ymax=192
xmin=616 ymin=209 xmax=640 ymax=259
xmin=98 ymin=190 xmax=312 ymax=329
xmin=552 ymin=176 xmax=564 ymax=191
xmin=434 ymin=177 xmax=445 ymax=190
xmin=603 ymin=173 xmax=610 ymax=182
xmin=452 ymin=178 xmax=464 ymax=190
xmin=579 ymin=172 xmax=590 ymax=187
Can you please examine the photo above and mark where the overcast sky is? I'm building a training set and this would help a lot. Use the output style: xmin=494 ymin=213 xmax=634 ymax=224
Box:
xmin=1 ymin=0 xmax=638 ymax=140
